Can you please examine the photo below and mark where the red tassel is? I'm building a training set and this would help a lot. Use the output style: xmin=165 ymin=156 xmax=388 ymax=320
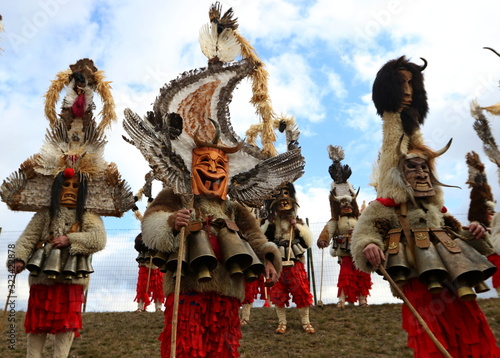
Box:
xmin=375 ymin=197 xmax=399 ymax=207
xmin=71 ymin=92 xmax=86 ymax=117
xmin=269 ymin=261 xmax=313 ymax=308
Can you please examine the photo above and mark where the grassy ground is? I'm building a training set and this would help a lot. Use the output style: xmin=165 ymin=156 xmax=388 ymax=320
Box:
xmin=1 ymin=299 xmax=499 ymax=357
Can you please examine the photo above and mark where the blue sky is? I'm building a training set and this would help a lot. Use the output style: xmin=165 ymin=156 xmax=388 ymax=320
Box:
xmin=2 ymin=0 xmax=500 ymax=309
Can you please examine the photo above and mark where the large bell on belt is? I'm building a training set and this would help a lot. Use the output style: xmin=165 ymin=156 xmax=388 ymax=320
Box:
xmin=454 ymin=239 xmax=497 ymax=280
xmin=166 ymin=236 xmax=189 ymax=278
xmin=474 ymin=280 xmax=490 ymax=294
xmin=241 ymin=239 xmax=265 ymax=282
xmin=26 ymin=247 xmax=45 ymax=277
xmin=62 ymin=255 xmax=78 ymax=280
xmin=414 ymin=243 xmax=448 ymax=293
xmin=76 ymin=255 xmax=91 ymax=278
xmin=435 ymin=239 xmax=482 ymax=301
xmin=292 ymin=244 xmax=306 ymax=257
xmin=218 ymin=227 xmax=252 ymax=279
xmin=136 ymin=251 xmax=146 ymax=264
xmin=188 ymin=230 xmax=218 ymax=283
xmin=384 ymin=242 xmax=411 ymax=285
xmin=43 ymin=247 xmax=62 ymax=279
xmin=152 ymin=251 xmax=169 ymax=269
xmin=86 ymin=256 xmax=94 ymax=276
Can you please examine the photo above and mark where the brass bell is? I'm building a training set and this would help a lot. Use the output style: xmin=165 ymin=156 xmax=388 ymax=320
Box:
xmin=435 ymin=240 xmax=483 ymax=293
xmin=76 ymin=255 xmax=90 ymax=278
xmin=474 ymin=281 xmax=490 ymax=294
xmin=454 ymin=239 xmax=497 ymax=281
xmin=136 ymin=252 xmax=146 ymax=264
xmin=152 ymin=251 xmax=169 ymax=269
xmin=218 ymin=227 xmax=253 ymax=279
xmin=414 ymin=243 xmax=448 ymax=293
xmin=384 ymin=242 xmax=411 ymax=285
xmin=43 ymin=247 xmax=62 ymax=279
xmin=166 ymin=236 xmax=189 ymax=278
xmin=292 ymin=244 xmax=306 ymax=257
xmin=455 ymin=277 xmax=477 ymax=301
xmin=241 ymin=239 xmax=265 ymax=283
xmin=62 ymin=255 xmax=78 ymax=280
xmin=86 ymin=256 xmax=94 ymax=276
xmin=26 ymin=247 xmax=45 ymax=277
xmin=188 ymin=230 xmax=218 ymax=283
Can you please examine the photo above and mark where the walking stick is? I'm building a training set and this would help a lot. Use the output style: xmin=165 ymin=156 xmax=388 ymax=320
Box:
xmin=170 ymin=194 xmax=193 ymax=358
xmin=144 ymin=254 xmax=153 ymax=311
xmin=282 ymin=223 xmax=295 ymax=267
xmin=1 ymin=273 xmax=16 ymax=333
xmin=378 ymin=265 xmax=452 ymax=358
xmin=317 ymin=248 xmax=324 ymax=307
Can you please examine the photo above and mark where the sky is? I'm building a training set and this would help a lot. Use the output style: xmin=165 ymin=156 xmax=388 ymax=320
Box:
xmin=1 ymin=0 xmax=500 ymax=311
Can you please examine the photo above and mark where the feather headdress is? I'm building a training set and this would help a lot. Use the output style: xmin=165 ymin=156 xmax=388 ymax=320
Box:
xmin=123 ymin=2 xmax=305 ymax=208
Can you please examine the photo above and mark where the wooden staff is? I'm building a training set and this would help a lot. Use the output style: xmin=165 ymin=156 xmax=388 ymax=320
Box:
xmin=378 ymin=265 xmax=452 ymax=358
xmin=317 ymin=248 xmax=324 ymax=307
xmin=170 ymin=194 xmax=193 ymax=358
xmin=144 ymin=254 xmax=153 ymax=311
xmin=283 ymin=222 xmax=295 ymax=267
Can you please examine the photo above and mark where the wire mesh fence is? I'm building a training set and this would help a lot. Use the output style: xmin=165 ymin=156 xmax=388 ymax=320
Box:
xmin=1 ymin=218 xmax=497 ymax=313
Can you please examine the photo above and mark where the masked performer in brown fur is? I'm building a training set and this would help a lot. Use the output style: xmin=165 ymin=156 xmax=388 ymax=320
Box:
xmin=3 ymin=59 xmax=133 ymax=358
xmin=134 ymin=233 xmax=165 ymax=312
xmin=351 ymin=56 xmax=500 ymax=358
xmin=261 ymin=182 xmax=315 ymax=334
xmin=317 ymin=146 xmax=372 ymax=308
xmin=123 ymin=3 xmax=305 ymax=356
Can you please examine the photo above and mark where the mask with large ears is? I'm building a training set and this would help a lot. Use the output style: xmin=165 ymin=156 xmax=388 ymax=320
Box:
xmin=191 ymin=147 xmax=229 ymax=199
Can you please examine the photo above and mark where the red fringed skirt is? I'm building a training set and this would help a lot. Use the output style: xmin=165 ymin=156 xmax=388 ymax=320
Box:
xmin=269 ymin=261 xmax=313 ymax=308
xmin=337 ymin=256 xmax=373 ymax=303
xmin=134 ymin=266 xmax=165 ymax=309
xmin=402 ymin=278 xmax=500 ymax=358
xmin=487 ymin=253 xmax=500 ymax=289
xmin=242 ymin=276 xmax=270 ymax=306
xmin=24 ymin=284 xmax=84 ymax=337
xmin=160 ymin=291 xmax=242 ymax=358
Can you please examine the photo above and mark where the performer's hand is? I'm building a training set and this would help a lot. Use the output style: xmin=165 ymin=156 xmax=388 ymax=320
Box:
xmin=264 ymin=260 xmax=279 ymax=287
xmin=52 ymin=235 xmax=70 ymax=248
xmin=174 ymin=209 xmax=191 ymax=231
xmin=464 ymin=222 xmax=486 ymax=239
xmin=362 ymin=243 xmax=385 ymax=269
xmin=317 ymin=240 xmax=329 ymax=249
xmin=14 ymin=260 xmax=25 ymax=274
xmin=290 ymin=218 xmax=297 ymax=228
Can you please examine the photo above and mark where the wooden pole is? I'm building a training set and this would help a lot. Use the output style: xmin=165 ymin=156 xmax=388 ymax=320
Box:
xmin=317 ymin=248 xmax=324 ymax=307
xmin=378 ymin=265 xmax=452 ymax=358
xmin=144 ymin=255 xmax=153 ymax=311
xmin=1 ymin=273 xmax=15 ymax=333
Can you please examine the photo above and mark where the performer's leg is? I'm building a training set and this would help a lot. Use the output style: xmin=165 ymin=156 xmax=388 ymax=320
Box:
xmin=337 ymin=290 xmax=345 ymax=308
xmin=358 ymin=295 xmax=368 ymax=307
xmin=53 ymin=331 xmax=75 ymax=358
xmin=298 ymin=307 xmax=315 ymax=334
xmin=275 ymin=305 xmax=287 ymax=334
xmin=136 ymin=299 xmax=145 ymax=312
xmin=240 ymin=303 xmax=252 ymax=325
xmin=154 ymin=299 xmax=163 ymax=312
xmin=26 ymin=333 xmax=47 ymax=358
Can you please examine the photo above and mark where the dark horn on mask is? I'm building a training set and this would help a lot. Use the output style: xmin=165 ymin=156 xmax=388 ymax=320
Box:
xmin=434 ymin=138 xmax=452 ymax=157
xmin=484 ymin=47 xmax=500 ymax=57
xmin=419 ymin=57 xmax=427 ymax=71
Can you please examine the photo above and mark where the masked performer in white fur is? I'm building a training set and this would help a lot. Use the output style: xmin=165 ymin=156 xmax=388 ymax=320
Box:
xmin=317 ymin=145 xmax=372 ymax=308
xmin=464 ymin=151 xmax=500 ymax=295
xmin=261 ymin=182 xmax=315 ymax=334
xmin=134 ymin=233 xmax=165 ymax=312
xmin=350 ymin=56 xmax=500 ymax=358
xmin=2 ymin=59 xmax=134 ymax=358
xmin=122 ymin=3 xmax=305 ymax=357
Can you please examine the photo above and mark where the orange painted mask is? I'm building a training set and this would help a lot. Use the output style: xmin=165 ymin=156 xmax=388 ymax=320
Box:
xmin=192 ymin=147 xmax=229 ymax=199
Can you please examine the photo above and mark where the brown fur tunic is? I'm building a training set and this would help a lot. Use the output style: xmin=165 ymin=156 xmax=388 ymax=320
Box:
xmin=141 ymin=188 xmax=282 ymax=302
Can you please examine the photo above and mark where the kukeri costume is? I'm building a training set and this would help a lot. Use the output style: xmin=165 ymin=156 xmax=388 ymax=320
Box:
xmin=122 ymin=3 xmax=305 ymax=357
xmin=351 ymin=56 xmax=500 ymax=358
xmin=134 ymin=233 xmax=165 ymax=312
xmin=1 ymin=59 xmax=133 ymax=358
xmin=317 ymin=145 xmax=372 ymax=308
xmin=261 ymin=182 xmax=315 ymax=334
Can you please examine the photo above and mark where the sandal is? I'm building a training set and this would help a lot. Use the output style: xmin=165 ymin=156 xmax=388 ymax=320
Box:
xmin=337 ymin=301 xmax=345 ymax=309
xmin=240 ymin=318 xmax=249 ymax=325
xmin=302 ymin=323 xmax=316 ymax=334
xmin=275 ymin=323 xmax=287 ymax=334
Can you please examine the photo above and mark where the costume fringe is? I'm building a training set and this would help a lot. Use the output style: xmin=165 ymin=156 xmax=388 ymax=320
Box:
xmin=487 ymin=253 xmax=500 ymax=289
xmin=24 ymin=284 xmax=84 ymax=337
xmin=402 ymin=278 xmax=500 ymax=358
xmin=270 ymin=261 xmax=313 ymax=308
xmin=160 ymin=292 xmax=241 ymax=358
xmin=134 ymin=266 xmax=165 ymax=309
xmin=337 ymin=256 xmax=372 ymax=303
xmin=242 ymin=276 xmax=269 ymax=305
